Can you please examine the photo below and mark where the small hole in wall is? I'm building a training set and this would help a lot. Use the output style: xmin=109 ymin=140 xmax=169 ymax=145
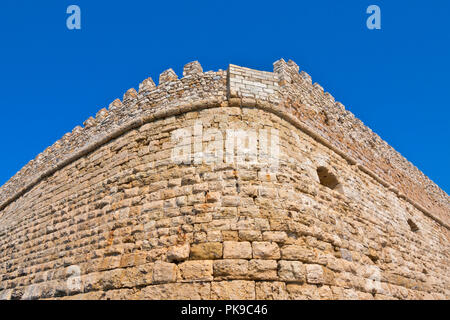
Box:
xmin=316 ymin=166 xmax=343 ymax=193
xmin=407 ymin=219 xmax=419 ymax=232
xmin=10 ymin=290 xmax=24 ymax=300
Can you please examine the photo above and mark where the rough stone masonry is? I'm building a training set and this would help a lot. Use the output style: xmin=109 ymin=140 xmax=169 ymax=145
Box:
xmin=0 ymin=59 xmax=448 ymax=300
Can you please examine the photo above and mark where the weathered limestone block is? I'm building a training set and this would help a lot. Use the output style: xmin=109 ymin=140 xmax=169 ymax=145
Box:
xmin=167 ymin=243 xmax=190 ymax=262
xmin=103 ymin=289 xmax=136 ymax=300
xmin=252 ymin=241 xmax=281 ymax=259
xmin=21 ymin=284 xmax=44 ymax=300
xmin=306 ymin=264 xmax=335 ymax=286
xmin=98 ymin=255 xmax=121 ymax=271
xmin=207 ymin=230 xmax=222 ymax=242
xmin=248 ymin=260 xmax=278 ymax=280
xmin=211 ymin=280 xmax=255 ymax=300
xmin=140 ymin=283 xmax=211 ymax=300
xmin=278 ymin=260 xmax=306 ymax=283
xmin=178 ymin=260 xmax=213 ymax=282
xmin=222 ymin=231 xmax=238 ymax=241
xmin=153 ymin=261 xmax=177 ymax=284
xmin=119 ymin=252 xmax=146 ymax=268
xmin=213 ymin=259 xmax=249 ymax=280
xmin=281 ymin=245 xmax=317 ymax=263
xmin=0 ymin=289 xmax=12 ymax=300
xmin=222 ymin=196 xmax=240 ymax=207
xmin=100 ymin=269 xmax=125 ymax=290
xmin=190 ymin=242 xmax=223 ymax=260
xmin=122 ymin=264 xmax=154 ymax=288
xmin=223 ymin=241 xmax=252 ymax=259
xmin=306 ymin=264 xmax=324 ymax=285
xmin=287 ymin=284 xmax=334 ymax=300
xmin=239 ymin=230 xmax=262 ymax=241
xmin=255 ymin=281 xmax=289 ymax=300
xmin=262 ymin=231 xmax=288 ymax=243
xmin=62 ymin=291 xmax=106 ymax=300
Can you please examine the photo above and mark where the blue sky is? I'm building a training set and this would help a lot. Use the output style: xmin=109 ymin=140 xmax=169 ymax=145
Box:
xmin=0 ymin=0 xmax=449 ymax=193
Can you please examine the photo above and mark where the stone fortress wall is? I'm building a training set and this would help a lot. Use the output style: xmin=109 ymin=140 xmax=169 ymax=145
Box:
xmin=0 ymin=59 xmax=448 ymax=300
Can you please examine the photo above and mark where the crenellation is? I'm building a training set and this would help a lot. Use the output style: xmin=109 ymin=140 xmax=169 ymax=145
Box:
xmin=138 ymin=77 xmax=156 ymax=94
xmin=313 ymin=82 xmax=324 ymax=94
xmin=95 ymin=108 xmax=108 ymax=122
xmin=183 ymin=61 xmax=203 ymax=77
xmin=123 ymin=88 xmax=138 ymax=102
xmin=72 ymin=125 xmax=83 ymax=135
xmin=228 ymin=64 xmax=279 ymax=101
xmin=273 ymin=58 xmax=290 ymax=78
xmin=83 ymin=117 xmax=96 ymax=129
xmin=159 ymin=68 xmax=178 ymax=84
xmin=324 ymin=92 xmax=335 ymax=104
xmin=299 ymin=71 xmax=312 ymax=84
xmin=108 ymin=99 xmax=122 ymax=111
xmin=287 ymin=59 xmax=300 ymax=73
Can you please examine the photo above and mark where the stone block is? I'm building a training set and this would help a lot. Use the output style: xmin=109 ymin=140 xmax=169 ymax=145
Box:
xmin=178 ymin=260 xmax=213 ymax=282
xmin=213 ymin=259 xmax=249 ymax=279
xmin=281 ymin=245 xmax=316 ymax=263
xmin=140 ymin=283 xmax=211 ymax=300
xmin=278 ymin=260 xmax=305 ymax=283
xmin=152 ymin=261 xmax=177 ymax=284
xmin=167 ymin=243 xmax=190 ymax=262
xmin=211 ymin=280 xmax=255 ymax=300
xmin=252 ymin=242 xmax=280 ymax=259
xmin=190 ymin=242 xmax=223 ymax=260
xmin=255 ymin=281 xmax=289 ymax=300
xmin=248 ymin=259 xmax=278 ymax=280
xmin=223 ymin=241 xmax=252 ymax=259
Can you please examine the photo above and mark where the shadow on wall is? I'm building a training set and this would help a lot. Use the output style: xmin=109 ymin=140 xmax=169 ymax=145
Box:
xmin=316 ymin=166 xmax=344 ymax=194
